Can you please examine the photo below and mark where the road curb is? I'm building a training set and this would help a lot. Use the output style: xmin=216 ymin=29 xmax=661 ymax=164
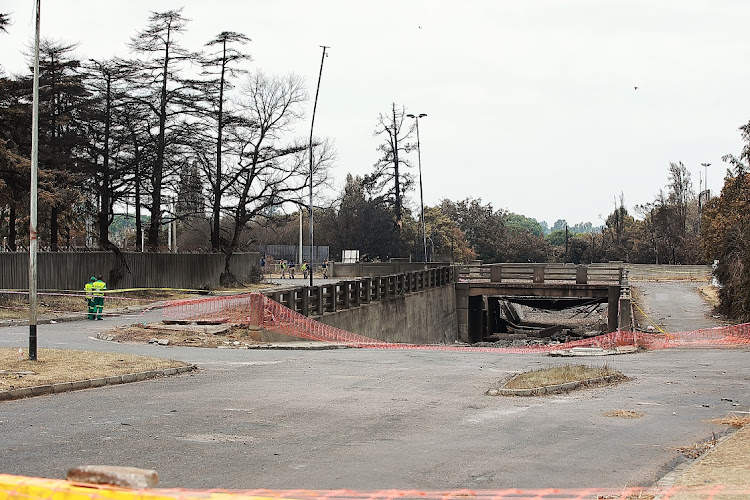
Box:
xmin=0 ymin=364 xmax=196 ymax=402
xmin=487 ymin=374 xmax=625 ymax=396
xmin=655 ymin=426 xmax=739 ymax=489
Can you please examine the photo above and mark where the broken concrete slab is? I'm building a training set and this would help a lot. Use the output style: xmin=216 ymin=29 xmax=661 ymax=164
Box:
xmin=548 ymin=345 xmax=638 ymax=357
xmin=146 ymin=322 xmax=233 ymax=335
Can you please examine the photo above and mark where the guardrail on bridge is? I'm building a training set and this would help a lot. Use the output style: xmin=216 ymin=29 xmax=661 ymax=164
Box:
xmin=456 ymin=262 xmax=624 ymax=285
xmin=265 ymin=266 xmax=454 ymax=317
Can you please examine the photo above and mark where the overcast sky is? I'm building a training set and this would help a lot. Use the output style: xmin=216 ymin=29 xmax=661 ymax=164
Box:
xmin=2 ymin=1 xmax=749 ymax=227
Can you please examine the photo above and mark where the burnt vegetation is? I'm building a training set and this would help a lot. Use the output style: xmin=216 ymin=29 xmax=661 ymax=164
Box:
xmin=1 ymin=9 xmax=749 ymax=320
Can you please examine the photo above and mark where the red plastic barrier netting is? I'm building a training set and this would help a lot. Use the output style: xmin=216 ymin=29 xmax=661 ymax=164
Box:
xmin=163 ymin=293 xmax=384 ymax=344
xmin=206 ymin=486 xmax=750 ymax=499
xmin=162 ymin=293 xmax=750 ymax=352
xmin=2 ymin=473 xmax=750 ymax=500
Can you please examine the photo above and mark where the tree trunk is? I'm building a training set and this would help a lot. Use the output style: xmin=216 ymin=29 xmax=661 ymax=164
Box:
xmin=148 ymin=35 xmax=171 ymax=252
xmin=98 ymin=76 xmax=112 ymax=249
xmin=211 ymin=40 xmax=227 ymax=253
xmin=50 ymin=205 xmax=59 ymax=251
xmin=392 ymin=103 xmax=401 ymax=227
xmin=135 ymin=180 xmax=142 ymax=251
xmin=8 ymin=203 xmax=16 ymax=251
xmin=131 ymin=133 xmax=143 ymax=252
xmin=391 ymin=103 xmax=402 ymax=257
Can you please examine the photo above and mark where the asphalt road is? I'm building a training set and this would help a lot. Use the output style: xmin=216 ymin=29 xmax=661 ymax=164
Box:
xmin=1 ymin=281 xmax=748 ymax=491
xmin=632 ymin=280 xmax=726 ymax=333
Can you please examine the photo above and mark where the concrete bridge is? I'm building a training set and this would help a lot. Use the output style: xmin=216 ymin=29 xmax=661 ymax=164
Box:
xmin=265 ymin=262 xmax=631 ymax=344
xmin=455 ymin=263 xmax=631 ymax=343
xmin=262 ymin=266 xmax=458 ymax=344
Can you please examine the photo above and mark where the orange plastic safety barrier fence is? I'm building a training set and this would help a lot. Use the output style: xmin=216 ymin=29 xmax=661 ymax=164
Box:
xmin=1 ymin=474 xmax=750 ymax=500
xmin=162 ymin=293 xmax=750 ymax=353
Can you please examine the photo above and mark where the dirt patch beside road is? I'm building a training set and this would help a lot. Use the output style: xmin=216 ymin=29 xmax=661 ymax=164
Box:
xmin=102 ymin=323 xmax=269 ymax=348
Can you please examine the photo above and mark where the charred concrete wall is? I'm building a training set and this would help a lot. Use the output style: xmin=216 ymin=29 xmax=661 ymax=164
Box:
xmin=316 ymin=284 xmax=457 ymax=344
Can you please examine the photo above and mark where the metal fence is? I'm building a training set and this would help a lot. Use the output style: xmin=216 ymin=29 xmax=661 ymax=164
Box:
xmin=258 ymin=244 xmax=329 ymax=265
xmin=0 ymin=252 xmax=260 ymax=290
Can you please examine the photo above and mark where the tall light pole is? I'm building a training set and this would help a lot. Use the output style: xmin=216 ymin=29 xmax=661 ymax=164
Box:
xmin=701 ymin=162 xmax=711 ymax=196
xmin=309 ymin=45 xmax=329 ymax=286
xmin=406 ymin=113 xmax=427 ymax=261
xmin=698 ymin=162 xmax=711 ymax=234
xmin=29 ymin=0 xmax=41 ymax=361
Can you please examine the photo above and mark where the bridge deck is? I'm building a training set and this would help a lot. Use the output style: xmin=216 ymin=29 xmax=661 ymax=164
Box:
xmin=466 ymin=281 xmax=614 ymax=299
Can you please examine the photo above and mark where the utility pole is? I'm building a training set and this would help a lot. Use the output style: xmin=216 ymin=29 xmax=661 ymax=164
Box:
xmin=309 ymin=45 xmax=329 ymax=286
xmin=28 ymin=0 xmax=41 ymax=361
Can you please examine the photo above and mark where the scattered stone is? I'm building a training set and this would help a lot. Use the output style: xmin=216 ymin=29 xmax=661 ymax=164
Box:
xmin=157 ymin=339 xmax=169 ymax=346
xmin=149 ymin=338 xmax=158 ymax=344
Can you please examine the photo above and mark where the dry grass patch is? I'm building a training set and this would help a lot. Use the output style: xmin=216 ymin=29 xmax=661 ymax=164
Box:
xmin=603 ymin=409 xmax=644 ymax=419
xmin=706 ymin=413 xmax=750 ymax=428
xmin=0 ymin=290 xmax=209 ymax=321
xmin=0 ymin=293 xmax=87 ymax=319
xmin=674 ymin=434 xmax=718 ymax=460
xmin=698 ymin=285 xmax=720 ymax=309
xmin=119 ymin=289 xmax=197 ymax=300
xmin=504 ymin=364 xmax=625 ymax=390
xmin=0 ymin=348 xmax=188 ymax=390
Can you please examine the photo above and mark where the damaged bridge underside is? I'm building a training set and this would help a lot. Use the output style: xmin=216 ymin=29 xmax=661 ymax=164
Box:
xmin=504 ymin=296 xmax=604 ymax=310
xmin=456 ymin=281 xmax=630 ymax=343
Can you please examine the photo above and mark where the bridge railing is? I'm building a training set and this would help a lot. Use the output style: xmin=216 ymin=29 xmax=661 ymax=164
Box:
xmin=265 ymin=266 xmax=454 ymax=317
xmin=456 ymin=262 xmax=624 ymax=285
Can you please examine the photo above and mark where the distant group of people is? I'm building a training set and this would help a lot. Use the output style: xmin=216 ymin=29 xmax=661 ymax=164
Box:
xmin=259 ymin=257 xmax=330 ymax=279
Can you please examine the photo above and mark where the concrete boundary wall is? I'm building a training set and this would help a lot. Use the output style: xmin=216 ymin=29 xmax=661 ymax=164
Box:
xmin=331 ymin=261 xmax=450 ymax=278
xmin=626 ymin=264 xmax=712 ymax=280
xmin=317 ymin=285 xmax=457 ymax=344
xmin=0 ymin=252 xmax=260 ymax=290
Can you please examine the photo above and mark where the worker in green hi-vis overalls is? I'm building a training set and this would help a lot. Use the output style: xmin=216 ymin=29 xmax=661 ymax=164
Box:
xmin=84 ymin=277 xmax=96 ymax=320
xmin=92 ymin=276 xmax=107 ymax=320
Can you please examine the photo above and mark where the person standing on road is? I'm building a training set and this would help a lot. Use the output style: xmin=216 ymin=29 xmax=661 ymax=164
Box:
xmin=289 ymin=260 xmax=296 ymax=279
xmin=280 ymin=259 xmax=287 ymax=279
xmin=301 ymin=260 xmax=308 ymax=279
xmin=84 ymin=277 xmax=96 ymax=320
xmin=321 ymin=259 xmax=329 ymax=278
xmin=92 ymin=275 xmax=107 ymax=320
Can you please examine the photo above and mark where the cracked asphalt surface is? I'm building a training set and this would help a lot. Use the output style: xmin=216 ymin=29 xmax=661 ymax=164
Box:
xmin=1 ymin=281 xmax=748 ymax=490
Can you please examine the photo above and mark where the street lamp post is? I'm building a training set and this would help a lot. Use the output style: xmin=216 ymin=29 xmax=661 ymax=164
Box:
xmin=406 ymin=113 xmax=427 ymax=262
xmin=308 ymin=45 xmax=329 ymax=286
xmin=701 ymin=163 xmax=711 ymax=196
xmin=698 ymin=162 xmax=711 ymax=234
